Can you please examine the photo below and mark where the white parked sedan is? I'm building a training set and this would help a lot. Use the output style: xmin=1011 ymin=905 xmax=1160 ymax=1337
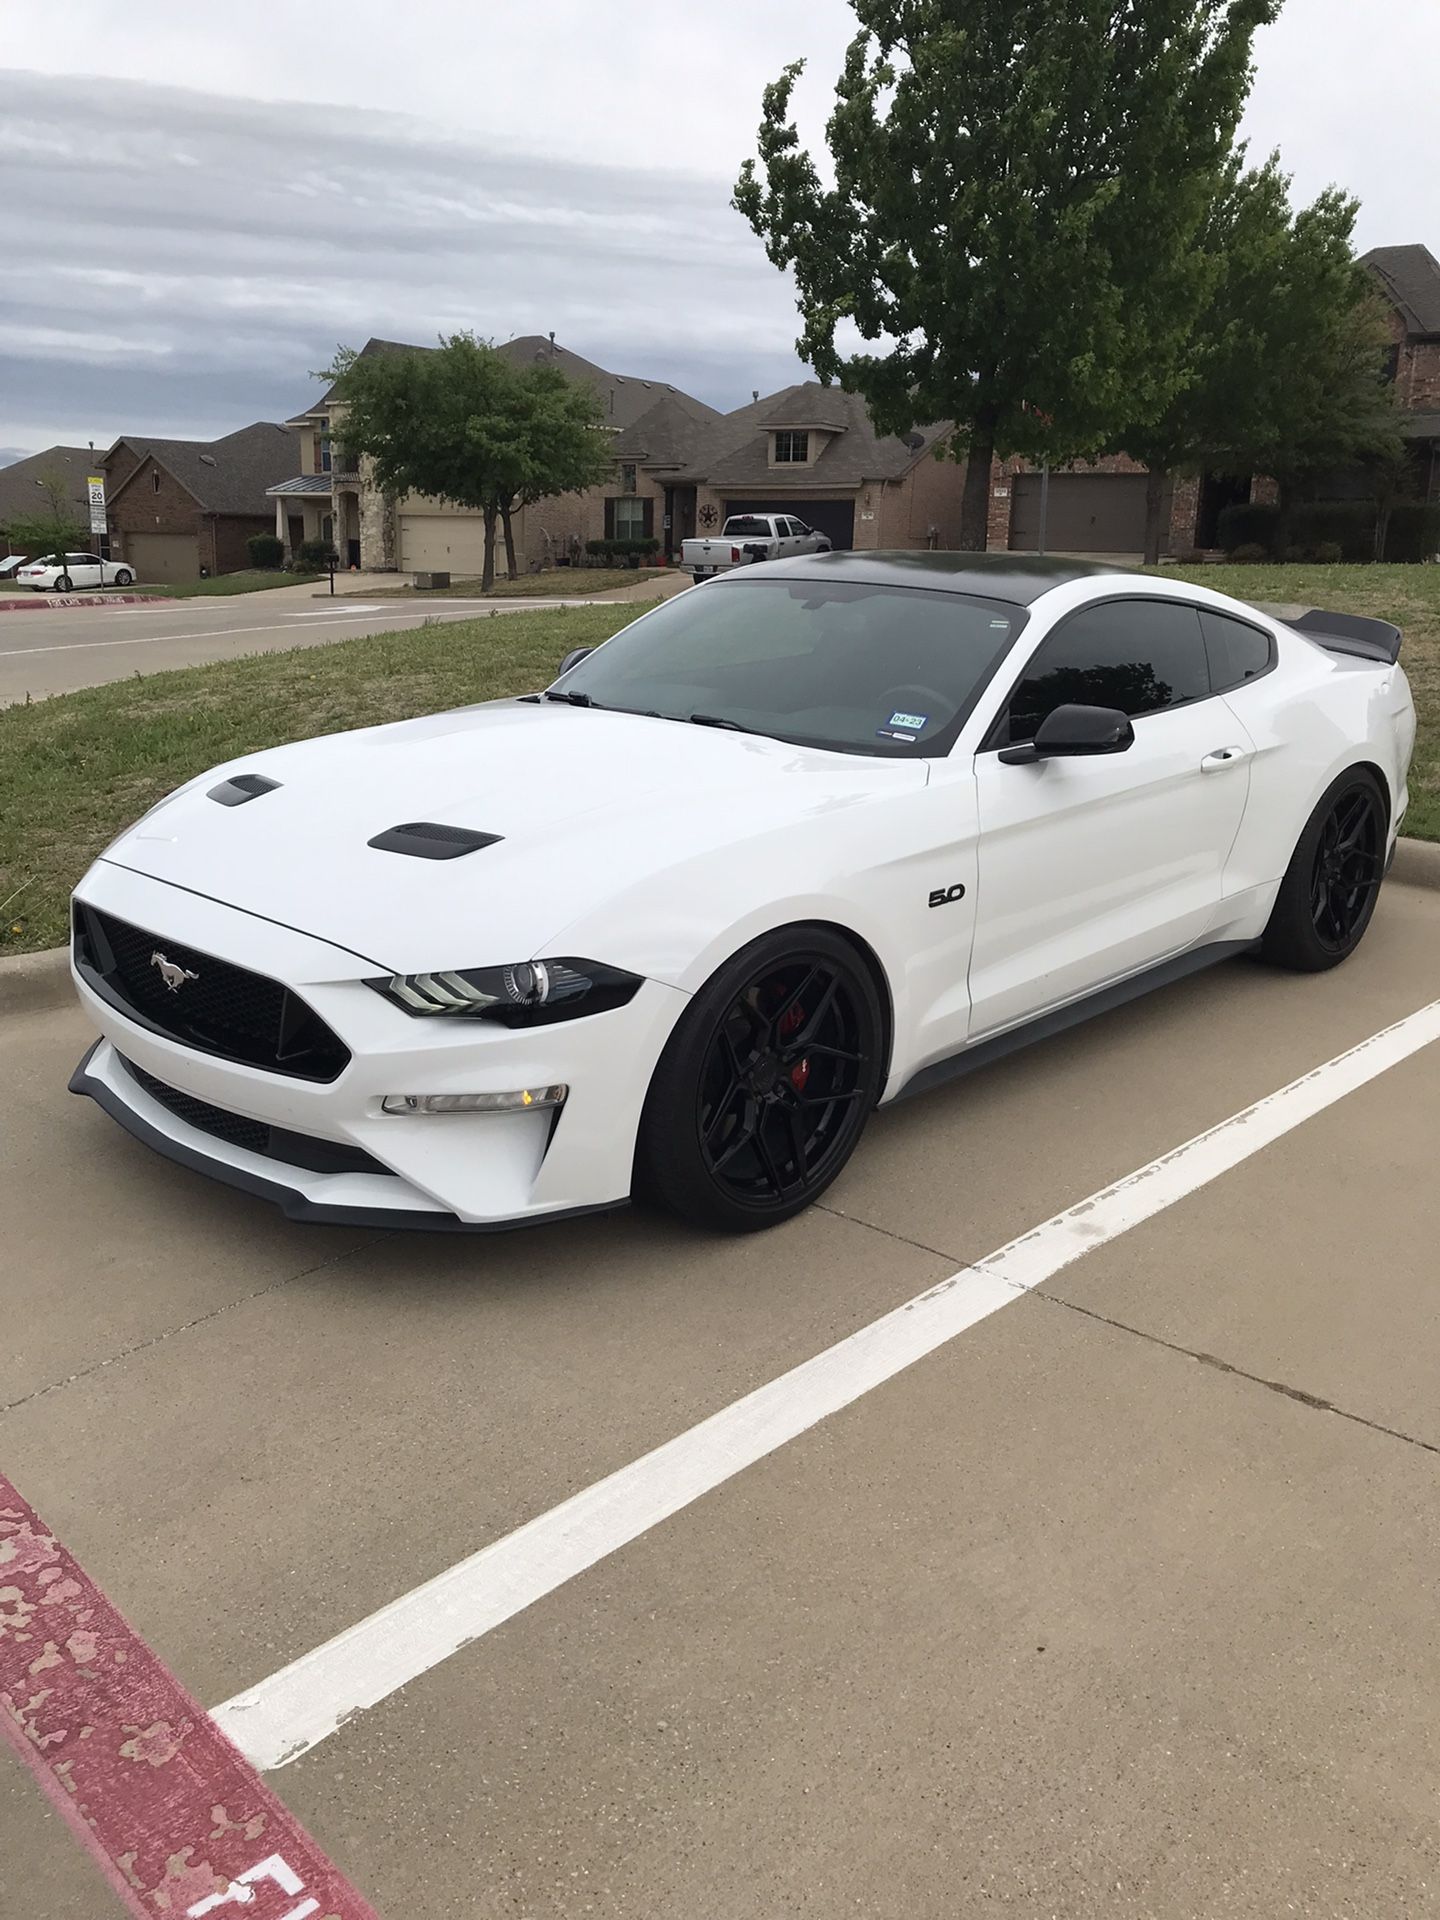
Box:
xmin=17 ymin=551 xmax=136 ymax=591
xmin=69 ymin=553 xmax=1416 ymax=1235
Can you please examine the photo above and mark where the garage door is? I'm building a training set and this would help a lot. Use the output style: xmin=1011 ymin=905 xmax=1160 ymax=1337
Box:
xmin=1009 ymin=474 xmax=1150 ymax=553
xmin=123 ymin=532 xmax=200 ymax=584
xmin=398 ymin=514 xmax=491 ymax=575
xmin=724 ymin=499 xmax=856 ymax=551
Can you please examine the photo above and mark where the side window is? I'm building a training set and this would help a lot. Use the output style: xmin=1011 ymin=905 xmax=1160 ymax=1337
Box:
xmin=1004 ymin=601 xmax=1210 ymax=745
xmin=1200 ymin=609 xmax=1274 ymax=693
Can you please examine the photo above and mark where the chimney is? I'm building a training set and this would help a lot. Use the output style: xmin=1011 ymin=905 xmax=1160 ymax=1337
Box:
xmin=752 ymin=390 xmax=760 ymax=403
xmin=549 ymin=331 xmax=556 ymax=348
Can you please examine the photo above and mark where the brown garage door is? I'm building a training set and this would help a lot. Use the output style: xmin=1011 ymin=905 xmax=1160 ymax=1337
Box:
xmin=1009 ymin=474 xmax=1150 ymax=554
xmin=123 ymin=532 xmax=201 ymax=584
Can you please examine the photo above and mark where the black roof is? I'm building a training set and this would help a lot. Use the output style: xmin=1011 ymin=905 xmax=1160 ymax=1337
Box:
xmin=1362 ymin=246 xmax=1440 ymax=338
xmin=707 ymin=548 xmax=1135 ymax=606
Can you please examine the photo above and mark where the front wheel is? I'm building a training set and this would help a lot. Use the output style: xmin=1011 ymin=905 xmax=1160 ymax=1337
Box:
xmin=1260 ymin=768 xmax=1388 ymax=972
xmin=635 ymin=927 xmax=884 ymax=1231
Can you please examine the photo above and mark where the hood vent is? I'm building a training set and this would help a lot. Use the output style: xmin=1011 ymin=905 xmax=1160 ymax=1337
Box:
xmin=209 ymin=773 xmax=281 ymax=807
xmin=367 ymin=822 xmax=504 ymax=861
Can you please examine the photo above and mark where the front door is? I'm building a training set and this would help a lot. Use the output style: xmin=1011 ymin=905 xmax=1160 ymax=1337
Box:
xmin=968 ymin=597 xmax=1253 ymax=1038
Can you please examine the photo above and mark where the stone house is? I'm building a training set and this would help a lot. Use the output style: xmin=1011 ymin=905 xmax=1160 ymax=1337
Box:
xmin=104 ymin=424 xmax=296 ymax=582
xmin=1362 ymin=244 xmax=1440 ymax=503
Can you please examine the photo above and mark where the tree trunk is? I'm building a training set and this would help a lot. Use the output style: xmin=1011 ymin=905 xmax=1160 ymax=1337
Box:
xmin=959 ymin=415 xmax=997 ymax=552
xmin=501 ymin=501 xmax=518 ymax=580
xmin=1143 ymin=468 xmax=1167 ymax=567
xmin=1274 ymin=480 xmax=1295 ymax=560
xmin=481 ymin=505 xmax=498 ymax=593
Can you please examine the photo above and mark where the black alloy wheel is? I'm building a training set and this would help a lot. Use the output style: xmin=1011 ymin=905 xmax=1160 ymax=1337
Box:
xmin=1311 ymin=784 xmax=1384 ymax=954
xmin=1261 ymin=767 xmax=1388 ymax=972
xmin=636 ymin=928 xmax=883 ymax=1231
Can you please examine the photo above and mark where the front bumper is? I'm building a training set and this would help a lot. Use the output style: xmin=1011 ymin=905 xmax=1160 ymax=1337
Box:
xmin=70 ymin=862 xmax=689 ymax=1230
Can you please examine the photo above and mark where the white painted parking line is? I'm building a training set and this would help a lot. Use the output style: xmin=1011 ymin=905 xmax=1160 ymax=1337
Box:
xmin=212 ymin=994 xmax=1440 ymax=1773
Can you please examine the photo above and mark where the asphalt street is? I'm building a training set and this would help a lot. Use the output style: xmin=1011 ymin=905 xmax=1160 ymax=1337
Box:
xmin=4 ymin=872 xmax=1439 ymax=1917
xmin=0 ymin=584 xmax=672 ymax=705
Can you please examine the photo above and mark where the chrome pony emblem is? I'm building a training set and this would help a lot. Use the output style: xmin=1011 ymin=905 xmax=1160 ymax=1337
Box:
xmin=151 ymin=950 xmax=199 ymax=993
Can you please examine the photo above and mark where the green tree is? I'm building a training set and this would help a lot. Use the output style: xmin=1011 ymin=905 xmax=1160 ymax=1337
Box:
xmin=1119 ymin=157 xmax=1404 ymax=560
xmin=323 ymin=335 xmax=612 ymax=590
xmin=5 ymin=469 xmax=86 ymax=561
xmin=734 ymin=0 xmax=1280 ymax=550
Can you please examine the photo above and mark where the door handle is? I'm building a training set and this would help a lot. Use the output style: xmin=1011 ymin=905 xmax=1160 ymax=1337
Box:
xmin=1201 ymin=746 xmax=1249 ymax=773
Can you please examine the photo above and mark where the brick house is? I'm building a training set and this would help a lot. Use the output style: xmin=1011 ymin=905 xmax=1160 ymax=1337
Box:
xmin=1362 ymin=244 xmax=1440 ymax=503
xmin=0 ymin=446 xmax=96 ymax=555
xmin=278 ymin=337 xmax=969 ymax=571
xmin=104 ymin=424 xmax=296 ymax=582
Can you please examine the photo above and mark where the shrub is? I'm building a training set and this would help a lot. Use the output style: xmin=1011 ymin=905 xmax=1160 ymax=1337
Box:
xmin=1228 ymin=543 xmax=1270 ymax=565
xmin=246 ymin=532 xmax=285 ymax=570
xmin=298 ymin=537 xmax=338 ymax=573
xmin=1289 ymin=502 xmax=1373 ymax=563
xmin=1310 ymin=541 xmax=1344 ymax=564
xmin=1384 ymin=501 xmax=1440 ymax=564
xmin=1216 ymin=502 xmax=1280 ymax=555
xmin=639 ymin=536 xmax=661 ymax=557
xmin=584 ymin=538 xmax=607 ymax=559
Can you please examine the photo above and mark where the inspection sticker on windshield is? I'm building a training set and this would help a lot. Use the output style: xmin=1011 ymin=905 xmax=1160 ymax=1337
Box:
xmin=888 ymin=710 xmax=928 ymax=732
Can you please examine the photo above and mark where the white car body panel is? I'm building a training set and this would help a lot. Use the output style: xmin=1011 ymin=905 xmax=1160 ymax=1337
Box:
xmin=69 ymin=555 xmax=1417 ymax=1230
xmin=18 ymin=553 xmax=132 ymax=590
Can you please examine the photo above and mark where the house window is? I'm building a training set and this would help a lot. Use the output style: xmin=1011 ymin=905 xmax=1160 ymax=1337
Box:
xmin=613 ymin=497 xmax=647 ymax=540
xmin=620 ymin=463 xmax=637 ymax=493
xmin=151 ymin=470 xmax=161 ymax=493
xmin=318 ymin=434 xmax=332 ymax=473
xmin=774 ymin=431 xmax=809 ymax=464
xmin=1381 ymin=345 xmax=1400 ymax=385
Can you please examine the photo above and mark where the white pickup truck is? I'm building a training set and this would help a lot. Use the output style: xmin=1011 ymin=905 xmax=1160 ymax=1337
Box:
xmin=682 ymin=513 xmax=832 ymax=577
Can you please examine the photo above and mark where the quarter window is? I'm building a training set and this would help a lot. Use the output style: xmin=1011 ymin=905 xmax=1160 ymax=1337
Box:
xmin=774 ymin=431 xmax=809 ymax=464
xmin=1200 ymin=609 xmax=1274 ymax=692
xmin=1003 ymin=600 xmax=1210 ymax=745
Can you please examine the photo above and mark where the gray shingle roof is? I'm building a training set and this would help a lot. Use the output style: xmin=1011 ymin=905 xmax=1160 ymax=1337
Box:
xmin=108 ymin=424 xmax=295 ymax=515
xmin=671 ymin=384 xmax=950 ymax=490
xmin=1362 ymin=246 xmax=1440 ymax=337
xmin=0 ymin=445 xmax=95 ymax=532
xmin=303 ymin=335 xmax=720 ymax=434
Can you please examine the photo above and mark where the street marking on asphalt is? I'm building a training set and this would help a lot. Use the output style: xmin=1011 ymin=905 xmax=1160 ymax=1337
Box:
xmin=212 ymin=995 xmax=1440 ymax=1772
xmin=0 ymin=607 xmax=488 ymax=658
xmin=286 ymin=604 xmax=385 ymax=616
xmin=0 ymin=1477 xmax=381 ymax=1919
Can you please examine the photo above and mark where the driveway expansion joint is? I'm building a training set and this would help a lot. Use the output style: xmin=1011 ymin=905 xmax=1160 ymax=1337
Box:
xmin=814 ymin=1199 xmax=966 ymax=1267
xmin=1041 ymin=1289 xmax=1440 ymax=1459
xmin=0 ymin=1234 xmax=387 ymax=1417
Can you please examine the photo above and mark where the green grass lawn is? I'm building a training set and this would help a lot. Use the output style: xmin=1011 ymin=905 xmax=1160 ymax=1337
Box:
xmin=0 ymin=604 xmax=640 ymax=955
xmin=347 ymin=567 xmax=669 ymax=600
xmin=143 ymin=570 xmax=323 ymax=597
xmin=1154 ymin=564 xmax=1439 ymax=842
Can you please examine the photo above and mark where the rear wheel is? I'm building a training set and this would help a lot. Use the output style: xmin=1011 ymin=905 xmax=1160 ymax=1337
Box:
xmin=635 ymin=927 xmax=884 ymax=1231
xmin=113 ymin=568 xmax=134 ymax=586
xmin=55 ymin=574 xmax=73 ymax=592
xmin=1260 ymin=768 xmax=1387 ymax=972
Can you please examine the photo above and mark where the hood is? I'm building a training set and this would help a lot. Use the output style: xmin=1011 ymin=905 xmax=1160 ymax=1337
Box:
xmin=100 ymin=699 xmax=929 ymax=974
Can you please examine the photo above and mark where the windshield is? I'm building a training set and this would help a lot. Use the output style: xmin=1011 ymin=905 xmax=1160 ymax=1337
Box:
xmin=553 ymin=577 xmax=1027 ymax=757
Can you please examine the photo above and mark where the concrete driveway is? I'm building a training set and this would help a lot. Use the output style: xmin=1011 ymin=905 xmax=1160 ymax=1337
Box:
xmin=0 ymin=576 xmax=683 ymax=705
xmin=4 ymin=866 xmax=1440 ymax=1918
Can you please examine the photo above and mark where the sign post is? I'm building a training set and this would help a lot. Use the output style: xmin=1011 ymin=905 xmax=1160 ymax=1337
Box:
xmin=86 ymin=475 xmax=108 ymax=560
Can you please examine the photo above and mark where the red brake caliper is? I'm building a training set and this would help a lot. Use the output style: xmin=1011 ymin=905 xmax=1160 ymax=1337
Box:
xmin=779 ymin=1001 xmax=810 ymax=1092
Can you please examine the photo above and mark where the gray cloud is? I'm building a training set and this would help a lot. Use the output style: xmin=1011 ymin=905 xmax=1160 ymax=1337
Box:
xmin=0 ymin=70 xmax=812 ymax=453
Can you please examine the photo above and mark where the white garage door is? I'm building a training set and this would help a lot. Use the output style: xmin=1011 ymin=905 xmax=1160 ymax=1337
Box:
xmin=398 ymin=514 xmax=491 ymax=575
xmin=123 ymin=532 xmax=201 ymax=584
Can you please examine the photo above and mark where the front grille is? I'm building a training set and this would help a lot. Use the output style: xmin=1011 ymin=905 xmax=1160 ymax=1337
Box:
xmin=118 ymin=1054 xmax=388 ymax=1177
xmin=74 ymin=903 xmax=350 ymax=1083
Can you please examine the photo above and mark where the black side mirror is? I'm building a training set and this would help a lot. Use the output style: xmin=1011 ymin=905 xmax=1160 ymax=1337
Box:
xmin=557 ymin=646 xmax=593 ymax=677
xmin=998 ymin=703 xmax=1135 ymax=766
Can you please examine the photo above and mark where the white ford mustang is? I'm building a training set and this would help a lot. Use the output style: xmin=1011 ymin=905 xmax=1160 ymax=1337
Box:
xmin=70 ymin=553 xmax=1416 ymax=1234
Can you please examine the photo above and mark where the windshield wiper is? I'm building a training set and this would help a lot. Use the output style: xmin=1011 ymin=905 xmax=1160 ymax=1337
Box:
xmin=543 ymin=689 xmax=602 ymax=708
xmin=688 ymin=712 xmax=758 ymax=734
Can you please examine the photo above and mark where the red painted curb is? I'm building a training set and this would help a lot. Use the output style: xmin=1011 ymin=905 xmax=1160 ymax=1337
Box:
xmin=0 ymin=1478 xmax=382 ymax=1919
xmin=0 ymin=593 xmax=172 ymax=612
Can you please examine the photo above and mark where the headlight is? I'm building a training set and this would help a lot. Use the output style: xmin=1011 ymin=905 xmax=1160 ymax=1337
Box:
xmin=366 ymin=957 xmax=642 ymax=1026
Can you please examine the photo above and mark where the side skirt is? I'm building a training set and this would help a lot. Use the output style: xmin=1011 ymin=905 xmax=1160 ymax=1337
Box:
xmin=892 ymin=940 xmax=1257 ymax=1105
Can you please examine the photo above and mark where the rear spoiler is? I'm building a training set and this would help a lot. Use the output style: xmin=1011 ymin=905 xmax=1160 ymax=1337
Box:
xmin=1291 ymin=608 xmax=1403 ymax=665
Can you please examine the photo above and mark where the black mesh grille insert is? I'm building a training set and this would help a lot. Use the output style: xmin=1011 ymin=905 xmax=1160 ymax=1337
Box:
xmin=117 ymin=1054 xmax=387 ymax=1176
xmin=74 ymin=904 xmax=350 ymax=1083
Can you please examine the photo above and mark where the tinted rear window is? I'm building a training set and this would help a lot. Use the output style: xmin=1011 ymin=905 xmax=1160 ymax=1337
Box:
xmin=723 ymin=518 xmax=773 ymax=537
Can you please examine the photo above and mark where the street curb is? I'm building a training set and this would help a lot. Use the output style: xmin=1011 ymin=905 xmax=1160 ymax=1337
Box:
xmin=0 ymin=944 xmax=73 ymax=1015
xmin=1392 ymin=835 xmax=1440 ymax=892
xmin=1 ymin=837 xmax=1436 ymax=1022
xmin=0 ymin=593 xmax=171 ymax=613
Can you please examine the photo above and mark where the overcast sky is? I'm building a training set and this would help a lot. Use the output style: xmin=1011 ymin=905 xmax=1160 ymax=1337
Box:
xmin=2 ymin=0 xmax=1434 ymax=463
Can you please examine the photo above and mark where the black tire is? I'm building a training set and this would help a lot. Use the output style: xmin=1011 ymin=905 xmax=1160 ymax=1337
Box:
xmin=1259 ymin=767 xmax=1388 ymax=972
xmin=114 ymin=568 xmax=134 ymax=586
xmin=55 ymin=574 xmax=73 ymax=592
xmin=635 ymin=925 xmax=885 ymax=1232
